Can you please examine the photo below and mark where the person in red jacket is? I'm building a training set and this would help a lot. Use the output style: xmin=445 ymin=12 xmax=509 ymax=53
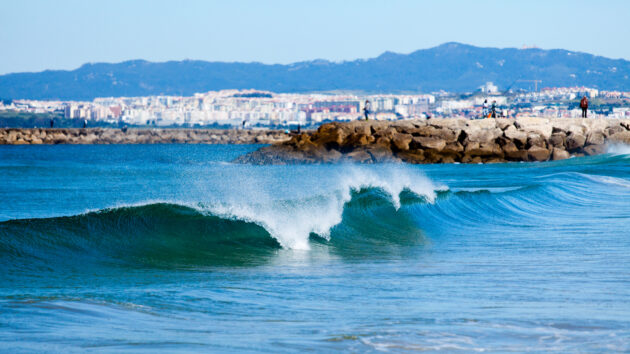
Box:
xmin=580 ymin=96 xmax=589 ymax=118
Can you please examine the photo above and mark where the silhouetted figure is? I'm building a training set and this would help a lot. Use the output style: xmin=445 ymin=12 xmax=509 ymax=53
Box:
xmin=242 ymin=120 xmax=246 ymax=129
xmin=490 ymin=101 xmax=497 ymax=118
xmin=50 ymin=118 xmax=54 ymax=128
xmin=297 ymin=124 xmax=301 ymax=134
xmin=363 ymin=100 xmax=371 ymax=121
xmin=580 ymin=96 xmax=589 ymax=118
xmin=83 ymin=119 xmax=87 ymax=129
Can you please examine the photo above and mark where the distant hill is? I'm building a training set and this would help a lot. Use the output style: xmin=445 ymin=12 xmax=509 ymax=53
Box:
xmin=1 ymin=42 xmax=630 ymax=100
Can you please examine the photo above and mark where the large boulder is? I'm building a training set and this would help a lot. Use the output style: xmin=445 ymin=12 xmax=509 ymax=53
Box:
xmin=551 ymin=148 xmax=570 ymax=161
xmin=504 ymin=125 xmax=528 ymax=148
xmin=410 ymin=125 xmax=459 ymax=143
xmin=586 ymin=131 xmax=605 ymax=145
xmin=526 ymin=133 xmax=547 ymax=148
xmin=442 ymin=142 xmax=464 ymax=155
xmin=566 ymin=133 xmax=586 ymax=151
xmin=465 ymin=126 xmax=503 ymax=143
xmin=495 ymin=118 xmax=513 ymax=130
xmin=549 ymin=132 xmax=566 ymax=148
xmin=391 ymin=133 xmax=413 ymax=151
xmin=465 ymin=141 xmax=503 ymax=157
xmin=515 ymin=117 xmax=552 ymax=139
xmin=313 ymin=124 xmax=348 ymax=149
xmin=527 ymin=146 xmax=551 ymax=162
xmin=411 ymin=136 xmax=446 ymax=151
xmin=352 ymin=122 xmax=372 ymax=136
xmin=397 ymin=150 xmax=425 ymax=164
xmin=344 ymin=133 xmax=373 ymax=148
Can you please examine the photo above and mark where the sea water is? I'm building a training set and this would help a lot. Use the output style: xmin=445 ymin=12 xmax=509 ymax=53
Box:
xmin=1 ymin=144 xmax=629 ymax=352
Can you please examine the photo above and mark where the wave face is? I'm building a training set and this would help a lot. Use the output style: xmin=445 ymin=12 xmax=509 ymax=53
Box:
xmin=0 ymin=203 xmax=278 ymax=269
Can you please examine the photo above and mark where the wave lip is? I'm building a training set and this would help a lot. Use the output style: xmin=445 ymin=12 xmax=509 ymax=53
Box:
xmin=204 ymin=165 xmax=442 ymax=250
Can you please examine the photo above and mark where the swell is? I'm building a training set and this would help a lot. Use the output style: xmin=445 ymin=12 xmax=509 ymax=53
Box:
xmin=410 ymin=170 xmax=630 ymax=238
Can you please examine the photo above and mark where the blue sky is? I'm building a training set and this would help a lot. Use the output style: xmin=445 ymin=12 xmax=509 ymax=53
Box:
xmin=1 ymin=0 xmax=629 ymax=74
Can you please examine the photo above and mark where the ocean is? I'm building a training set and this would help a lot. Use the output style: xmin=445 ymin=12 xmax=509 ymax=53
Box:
xmin=1 ymin=144 xmax=629 ymax=352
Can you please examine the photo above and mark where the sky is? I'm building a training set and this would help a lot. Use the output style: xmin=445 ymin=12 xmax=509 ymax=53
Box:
xmin=1 ymin=0 xmax=629 ymax=75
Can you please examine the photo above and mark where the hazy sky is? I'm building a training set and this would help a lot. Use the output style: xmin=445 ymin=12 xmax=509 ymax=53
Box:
xmin=1 ymin=0 xmax=629 ymax=74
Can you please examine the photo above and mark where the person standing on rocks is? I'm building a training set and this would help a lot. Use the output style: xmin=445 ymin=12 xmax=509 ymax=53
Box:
xmin=50 ymin=118 xmax=54 ymax=128
xmin=580 ymin=96 xmax=589 ymax=118
xmin=363 ymin=100 xmax=371 ymax=121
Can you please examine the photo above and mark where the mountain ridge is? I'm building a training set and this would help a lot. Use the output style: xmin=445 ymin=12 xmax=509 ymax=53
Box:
xmin=1 ymin=42 xmax=629 ymax=100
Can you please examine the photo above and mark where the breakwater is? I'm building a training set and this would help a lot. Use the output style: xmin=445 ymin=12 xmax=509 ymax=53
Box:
xmin=0 ymin=128 xmax=290 ymax=145
xmin=237 ymin=117 xmax=630 ymax=164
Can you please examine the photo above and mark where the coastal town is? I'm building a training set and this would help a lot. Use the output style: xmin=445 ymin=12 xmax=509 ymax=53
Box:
xmin=2 ymin=83 xmax=630 ymax=128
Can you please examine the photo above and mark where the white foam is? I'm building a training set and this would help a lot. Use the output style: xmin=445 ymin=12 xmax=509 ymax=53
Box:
xmin=204 ymin=165 xmax=444 ymax=250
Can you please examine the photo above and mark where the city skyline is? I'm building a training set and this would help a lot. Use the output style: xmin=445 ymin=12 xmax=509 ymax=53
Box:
xmin=1 ymin=0 xmax=630 ymax=75
xmin=4 ymin=85 xmax=628 ymax=129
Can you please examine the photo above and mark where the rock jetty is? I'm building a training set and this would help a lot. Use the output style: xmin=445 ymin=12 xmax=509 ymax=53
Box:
xmin=0 ymin=128 xmax=290 ymax=145
xmin=236 ymin=117 xmax=630 ymax=164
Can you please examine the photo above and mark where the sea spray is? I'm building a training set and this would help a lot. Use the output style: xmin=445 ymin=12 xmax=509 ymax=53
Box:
xmin=607 ymin=143 xmax=630 ymax=155
xmin=206 ymin=164 xmax=444 ymax=249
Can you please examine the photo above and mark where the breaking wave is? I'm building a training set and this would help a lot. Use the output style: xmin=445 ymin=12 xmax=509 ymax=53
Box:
xmin=0 ymin=168 xmax=441 ymax=270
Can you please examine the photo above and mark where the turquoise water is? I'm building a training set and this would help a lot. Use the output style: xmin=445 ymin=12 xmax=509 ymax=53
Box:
xmin=1 ymin=144 xmax=630 ymax=352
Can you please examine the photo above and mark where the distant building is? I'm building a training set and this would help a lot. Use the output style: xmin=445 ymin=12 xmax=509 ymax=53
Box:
xmin=479 ymin=82 xmax=499 ymax=94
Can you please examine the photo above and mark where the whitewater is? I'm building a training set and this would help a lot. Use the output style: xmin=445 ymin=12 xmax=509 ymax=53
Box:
xmin=1 ymin=144 xmax=629 ymax=352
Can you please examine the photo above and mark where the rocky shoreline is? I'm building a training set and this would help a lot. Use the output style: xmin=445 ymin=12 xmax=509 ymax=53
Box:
xmin=0 ymin=128 xmax=290 ymax=145
xmin=236 ymin=118 xmax=630 ymax=164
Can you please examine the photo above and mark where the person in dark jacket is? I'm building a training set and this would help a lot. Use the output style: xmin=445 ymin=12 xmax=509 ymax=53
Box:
xmin=363 ymin=100 xmax=371 ymax=121
xmin=580 ymin=96 xmax=589 ymax=118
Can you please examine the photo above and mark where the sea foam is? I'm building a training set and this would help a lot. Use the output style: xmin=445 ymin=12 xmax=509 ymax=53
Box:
xmin=206 ymin=165 xmax=444 ymax=250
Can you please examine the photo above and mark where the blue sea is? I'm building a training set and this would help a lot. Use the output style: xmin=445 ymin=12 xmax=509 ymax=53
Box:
xmin=1 ymin=144 xmax=630 ymax=352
